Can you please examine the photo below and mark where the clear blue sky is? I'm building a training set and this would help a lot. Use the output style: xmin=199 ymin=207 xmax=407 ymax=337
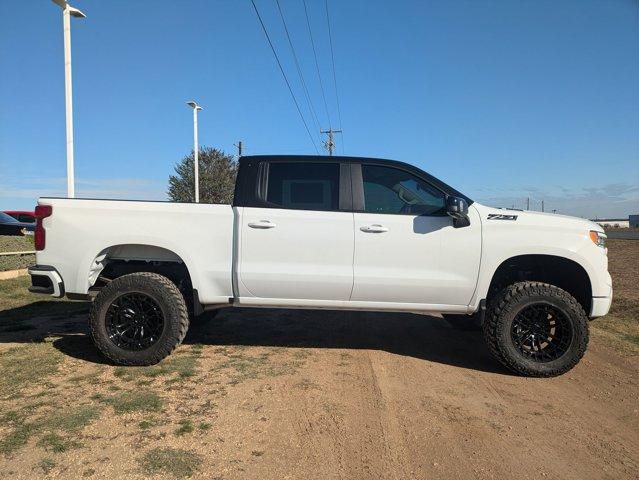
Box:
xmin=1 ymin=0 xmax=638 ymax=218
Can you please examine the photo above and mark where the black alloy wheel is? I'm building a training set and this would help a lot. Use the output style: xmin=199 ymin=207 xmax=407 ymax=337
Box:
xmin=105 ymin=293 xmax=165 ymax=351
xmin=510 ymin=303 xmax=573 ymax=362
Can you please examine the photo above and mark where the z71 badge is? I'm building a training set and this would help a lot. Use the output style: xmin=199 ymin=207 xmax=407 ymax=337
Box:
xmin=487 ymin=213 xmax=518 ymax=220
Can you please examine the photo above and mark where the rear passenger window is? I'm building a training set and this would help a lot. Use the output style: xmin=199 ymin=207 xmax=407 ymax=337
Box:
xmin=265 ymin=162 xmax=340 ymax=211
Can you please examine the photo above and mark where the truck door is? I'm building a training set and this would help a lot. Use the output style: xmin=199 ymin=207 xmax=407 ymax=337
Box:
xmin=350 ymin=163 xmax=481 ymax=306
xmin=237 ymin=160 xmax=354 ymax=301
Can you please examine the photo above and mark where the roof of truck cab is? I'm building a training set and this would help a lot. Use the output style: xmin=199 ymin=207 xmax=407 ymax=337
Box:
xmin=241 ymin=154 xmax=410 ymax=165
xmin=239 ymin=155 xmax=472 ymax=203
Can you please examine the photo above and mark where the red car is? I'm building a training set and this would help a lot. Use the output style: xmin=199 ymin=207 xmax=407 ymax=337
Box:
xmin=3 ymin=210 xmax=36 ymax=223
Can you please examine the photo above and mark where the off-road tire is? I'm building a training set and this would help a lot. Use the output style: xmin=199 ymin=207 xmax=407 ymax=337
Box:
xmin=89 ymin=272 xmax=189 ymax=366
xmin=483 ymin=281 xmax=589 ymax=377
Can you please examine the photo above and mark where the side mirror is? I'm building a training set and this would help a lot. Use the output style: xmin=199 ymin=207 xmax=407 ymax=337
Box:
xmin=446 ymin=196 xmax=470 ymax=228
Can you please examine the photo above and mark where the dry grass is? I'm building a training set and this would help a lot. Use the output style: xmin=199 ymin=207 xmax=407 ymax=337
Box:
xmin=591 ymin=239 xmax=639 ymax=353
xmin=139 ymin=447 xmax=203 ymax=478
xmin=0 ymin=236 xmax=34 ymax=272
xmin=0 ymin=343 xmax=64 ymax=399
xmin=0 ymin=236 xmax=33 ymax=253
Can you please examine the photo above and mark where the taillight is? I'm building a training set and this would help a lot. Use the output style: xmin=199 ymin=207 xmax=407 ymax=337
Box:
xmin=34 ymin=205 xmax=52 ymax=251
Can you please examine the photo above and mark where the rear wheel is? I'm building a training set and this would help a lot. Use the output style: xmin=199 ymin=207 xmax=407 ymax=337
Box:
xmin=483 ymin=281 xmax=589 ymax=377
xmin=89 ymin=272 xmax=189 ymax=366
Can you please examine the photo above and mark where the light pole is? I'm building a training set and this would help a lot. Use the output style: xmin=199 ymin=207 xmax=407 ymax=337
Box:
xmin=52 ymin=0 xmax=86 ymax=198
xmin=186 ymin=101 xmax=203 ymax=203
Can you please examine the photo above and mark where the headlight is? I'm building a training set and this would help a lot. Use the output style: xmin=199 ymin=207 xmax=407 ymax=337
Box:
xmin=589 ymin=230 xmax=606 ymax=249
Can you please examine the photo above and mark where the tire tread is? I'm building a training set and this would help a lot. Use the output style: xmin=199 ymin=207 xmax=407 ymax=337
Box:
xmin=89 ymin=272 xmax=189 ymax=366
xmin=483 ymin=281 xmax=589 ymax=377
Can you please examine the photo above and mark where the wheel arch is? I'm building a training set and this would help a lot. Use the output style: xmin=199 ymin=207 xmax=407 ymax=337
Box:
xmin=84 ymin=243 xmax=195 ymax=291
xmin=81 ymin=243 xmax=204 ymax=315
xmin=485 ymin=254 xmax=593 ymax=314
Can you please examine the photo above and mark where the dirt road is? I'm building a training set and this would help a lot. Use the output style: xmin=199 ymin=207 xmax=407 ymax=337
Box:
xmin=0 ymin=303 xmax=637 ymax=479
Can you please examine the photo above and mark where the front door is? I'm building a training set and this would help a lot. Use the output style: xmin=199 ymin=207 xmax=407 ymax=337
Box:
xmin=238 ymin=161 xmax=354 ymax=301
xmin=351 ymin=163 xmax=481 ymax=306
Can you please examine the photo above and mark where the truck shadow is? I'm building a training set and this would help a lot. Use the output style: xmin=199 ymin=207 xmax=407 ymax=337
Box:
xmin=0 ymin=302 xmax=509 ymax=375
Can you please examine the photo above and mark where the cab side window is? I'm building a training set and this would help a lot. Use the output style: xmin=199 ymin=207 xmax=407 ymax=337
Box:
xmin=265 ymin=162 xmax=340 ymax=211
xmin=362 ymin=165 xmax=446 ymax=215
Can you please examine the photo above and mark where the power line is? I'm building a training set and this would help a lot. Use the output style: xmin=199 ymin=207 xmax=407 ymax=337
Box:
xmin=275 ymin=0 xmax=322 ymax=140
xmin=251 ymin=0 xmax=319 ymax=154
xmin=302 ymin=0 xmax=332 ymax=130
xmin=325 ymin=0 xmax=344 ymax=153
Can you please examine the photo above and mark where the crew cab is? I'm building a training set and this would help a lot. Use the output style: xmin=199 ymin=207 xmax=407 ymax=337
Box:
xmin=28 ymin=155 xmax=612 ymax=377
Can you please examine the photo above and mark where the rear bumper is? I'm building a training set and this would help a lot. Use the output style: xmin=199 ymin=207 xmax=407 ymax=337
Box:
xmin=28 ymin=265 xmax=64 ymax=298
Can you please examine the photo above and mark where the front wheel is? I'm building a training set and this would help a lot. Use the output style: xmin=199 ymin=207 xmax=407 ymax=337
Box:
xmin=89 ymin=272 xmax=190 ymax=366
xmin=483 ymin=281 xmax=589 ymax=377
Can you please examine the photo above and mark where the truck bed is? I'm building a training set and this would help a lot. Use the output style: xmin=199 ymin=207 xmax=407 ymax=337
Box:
xmin=35 ymin=198 xmax=235 ymax=304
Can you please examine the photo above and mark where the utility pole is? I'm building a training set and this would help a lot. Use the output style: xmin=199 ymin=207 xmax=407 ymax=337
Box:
xmin=526 ymin=197 xmax=530 ymax=210
xmin=234 ymin=140 xmax=243 ymax=157
xmin=321 ymin=128 xmax=342 ymax=156
xmin=541 ymin=200 xmax=545 ymax=212
xmin=52 ymin=0 xmax=86 ymax=198
xmin=186 ymin=101 xmax=203 ymax=203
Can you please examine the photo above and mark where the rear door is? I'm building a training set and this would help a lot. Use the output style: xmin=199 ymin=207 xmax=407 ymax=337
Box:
xmin=351 ymin=163 xmax=481 ymax=306
xmin=238 ymin=160 xmax=354 ymax=301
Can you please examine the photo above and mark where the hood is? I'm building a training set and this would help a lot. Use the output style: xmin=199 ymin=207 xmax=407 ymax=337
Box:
xmin=471 ymin=203 xmax=604 ymax=233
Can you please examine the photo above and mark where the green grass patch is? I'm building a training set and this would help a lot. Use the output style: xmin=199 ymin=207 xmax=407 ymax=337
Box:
xmin=0 ymin=405 xmax=100 ymax=455
xmin=37 ymin=433 xmax=81 ymax=453
xmin=212 ymin=348 xmax=303 ymax=384
xmin=0 ymin=422 xmax=39 ymax=455
xmin=106 ymin=391 xmax=163 ymax=414
xmin=198 ymin=422 xmax=212 ymax=431
xmin=45 ymin=406 xmax=100 ymax=432
xmin=37 ymin=458 xmax=56 ymax=474
xmin=138 ymin=417 xmax=165 ymax=430
xmin=113 ymin=349 xmax=201 ymax=382
xmin=139 ymin=447 xmax=202 ymax=478
xmin=174 ymin=419 xmax=194 ymax=436
xmin=0 ymin=343 xmax=64 ymax=398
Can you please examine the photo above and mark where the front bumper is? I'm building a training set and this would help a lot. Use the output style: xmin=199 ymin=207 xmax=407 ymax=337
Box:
xmin=28 ymin=265 xmax=64 ymax=298
xmin=590 ymin=292 xmax=612 ymax=318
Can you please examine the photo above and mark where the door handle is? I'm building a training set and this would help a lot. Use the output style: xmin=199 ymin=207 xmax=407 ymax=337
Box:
xmin=360 ymin=224 xmax=389 ymax=233
xmin=248 ymin=220 xmax=276 ymax=229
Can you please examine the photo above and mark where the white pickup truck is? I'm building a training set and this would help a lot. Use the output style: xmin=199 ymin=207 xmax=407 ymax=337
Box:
xmin=28 ymin=155 xmax=612 ymax=377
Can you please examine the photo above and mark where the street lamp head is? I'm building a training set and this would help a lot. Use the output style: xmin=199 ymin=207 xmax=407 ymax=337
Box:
xmin=69 ymin=7 xmax=87 ymax=18
xmin=187 ymin=101 xmax=203 ymax=111
xmin=52 ymin=0 xmax=87 ymax=18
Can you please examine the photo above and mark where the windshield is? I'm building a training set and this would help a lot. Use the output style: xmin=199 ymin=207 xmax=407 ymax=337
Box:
xmin=0 ymin=212 xmax=19 ymax=224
